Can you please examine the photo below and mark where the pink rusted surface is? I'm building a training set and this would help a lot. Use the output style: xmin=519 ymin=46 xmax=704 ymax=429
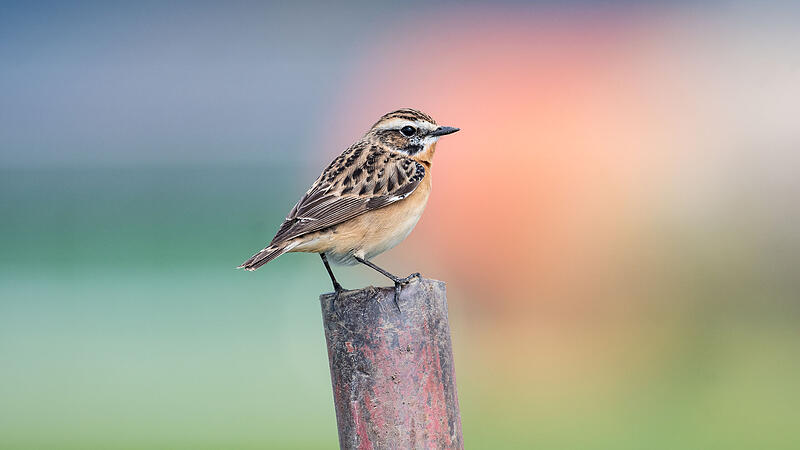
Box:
xmin=320 ymin=278 xmax=463 ymax=449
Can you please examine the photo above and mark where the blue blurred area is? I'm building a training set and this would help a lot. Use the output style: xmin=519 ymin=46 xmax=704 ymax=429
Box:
xmin=0 ymin=2 xmax=406 ymax=167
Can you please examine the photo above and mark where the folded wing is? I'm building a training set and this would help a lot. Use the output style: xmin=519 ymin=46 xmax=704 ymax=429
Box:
xmin=270 ymin=143 xmax=426 ymax=246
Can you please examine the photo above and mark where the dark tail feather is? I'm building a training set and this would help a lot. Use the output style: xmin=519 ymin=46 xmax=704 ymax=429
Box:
xmin=238 ymin=243 xmax=289 ymax=271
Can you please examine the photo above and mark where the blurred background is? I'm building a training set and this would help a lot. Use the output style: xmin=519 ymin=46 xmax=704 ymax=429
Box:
xmin=2 ymin=1 xmax=799 ymax=449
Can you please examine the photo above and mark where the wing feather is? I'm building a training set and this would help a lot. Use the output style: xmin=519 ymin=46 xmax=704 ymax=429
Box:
xmin=269 ymin=144 xmax=425 ymax=245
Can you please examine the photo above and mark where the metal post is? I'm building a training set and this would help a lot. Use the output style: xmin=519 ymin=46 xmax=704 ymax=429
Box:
xmin=320 ymin=278 xmax=463 ymax=449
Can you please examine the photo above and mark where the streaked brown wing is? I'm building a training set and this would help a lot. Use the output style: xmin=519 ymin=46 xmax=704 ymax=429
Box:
xmin=269 ymin=143 xmax=426 ymax=245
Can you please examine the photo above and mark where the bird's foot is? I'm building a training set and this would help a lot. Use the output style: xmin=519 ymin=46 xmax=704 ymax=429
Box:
xmin=398 ymin=272 xmax=421 ymax=284
xmin=390 ymin=273 xmax=421 ymax=313
xmin=331 ymin=283 xmax=346 ymax=319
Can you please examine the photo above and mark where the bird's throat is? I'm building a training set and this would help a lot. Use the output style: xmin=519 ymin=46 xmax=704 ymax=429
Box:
xmin=414 ymin=142 xmax=436 ymax=167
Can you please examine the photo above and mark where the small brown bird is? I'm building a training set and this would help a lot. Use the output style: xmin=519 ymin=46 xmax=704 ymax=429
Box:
xmin=239 ymin=108 xmax=458 ymax=308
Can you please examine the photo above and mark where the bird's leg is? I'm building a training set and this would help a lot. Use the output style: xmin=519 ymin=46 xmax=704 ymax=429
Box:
xmin=354 ymin=256 xmax=420 ymax=312
xmin=320 ymin=253 xmax=346 ymax=317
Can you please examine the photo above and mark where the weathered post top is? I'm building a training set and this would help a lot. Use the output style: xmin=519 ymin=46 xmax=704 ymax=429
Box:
xmin=320 ymin=278 xmax=463 ymax=449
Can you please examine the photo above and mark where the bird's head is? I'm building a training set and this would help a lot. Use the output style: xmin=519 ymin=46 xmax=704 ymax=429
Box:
xmin=366 ymin=108 xmax=459 ymax=164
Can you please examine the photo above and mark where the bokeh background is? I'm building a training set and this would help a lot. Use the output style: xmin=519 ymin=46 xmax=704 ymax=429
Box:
xmin=2 ymin=1 xmax=799 ymax=449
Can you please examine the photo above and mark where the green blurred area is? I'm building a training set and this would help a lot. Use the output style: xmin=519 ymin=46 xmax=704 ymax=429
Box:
xmin=0 ymin=166 xmax=338 ymax=448
xmin=2 ymin=167 xmax=799 ymax=449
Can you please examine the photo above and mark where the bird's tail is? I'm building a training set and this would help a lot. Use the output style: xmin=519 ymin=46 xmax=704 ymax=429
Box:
xmin=238 ymin=242 xmax=291 ymax=271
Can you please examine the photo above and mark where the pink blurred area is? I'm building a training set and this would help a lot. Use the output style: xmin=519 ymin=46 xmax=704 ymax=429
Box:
xmin=319 ymin=7 xmax=799 ymax=314
xmin=322 ymin=10 xmax=676 ymax=312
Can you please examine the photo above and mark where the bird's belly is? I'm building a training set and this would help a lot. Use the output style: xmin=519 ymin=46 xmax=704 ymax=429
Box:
xmin=360 ymin=204 xmax=425 ymax=260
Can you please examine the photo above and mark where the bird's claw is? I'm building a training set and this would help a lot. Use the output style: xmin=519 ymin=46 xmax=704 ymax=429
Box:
xmin=399 ymin=272 xmax=421 ymax=284
xmin=331 ymin=286 xmax=346 ymax=320
xmin=392 ymin=283 xmax=403 ymax=313
xmin=391 ymin=273 xmax=421 ymax=313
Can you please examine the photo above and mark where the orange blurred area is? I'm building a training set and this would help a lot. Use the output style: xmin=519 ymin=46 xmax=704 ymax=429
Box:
xmin=324 ymin=11 xmax=684 ymax=313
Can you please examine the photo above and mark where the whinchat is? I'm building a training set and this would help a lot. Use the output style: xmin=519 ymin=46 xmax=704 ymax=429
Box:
xmin=239 ymin=108 xmax=459 ymax=309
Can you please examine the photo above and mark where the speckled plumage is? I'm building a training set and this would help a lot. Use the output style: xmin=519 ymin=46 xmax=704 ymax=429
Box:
xmin=239 ymin=108 xmax=457 ymax=276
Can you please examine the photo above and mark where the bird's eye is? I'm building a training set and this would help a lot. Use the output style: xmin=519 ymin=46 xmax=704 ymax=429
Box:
xmin=400 ymin=126 xmax=417 ymax=137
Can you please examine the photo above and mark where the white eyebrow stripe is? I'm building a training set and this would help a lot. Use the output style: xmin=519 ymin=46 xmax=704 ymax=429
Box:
xmin=374 ymin=118 xmax=433 ymax=131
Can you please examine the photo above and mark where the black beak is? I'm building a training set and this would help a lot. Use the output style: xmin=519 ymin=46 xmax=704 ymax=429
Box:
xmin=430 ymin=126 xmax=460 ymax=137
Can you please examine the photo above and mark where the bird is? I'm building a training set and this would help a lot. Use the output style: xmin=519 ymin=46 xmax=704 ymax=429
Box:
xmin=239 ymin=108 xmax=459 ymax=310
